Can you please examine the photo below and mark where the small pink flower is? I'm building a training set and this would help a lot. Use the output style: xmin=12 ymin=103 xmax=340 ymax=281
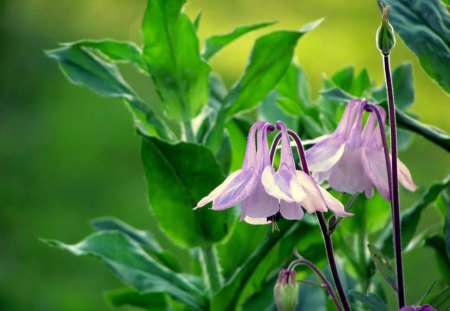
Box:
xmin=305 ymin=99 xmax=416 ymax=200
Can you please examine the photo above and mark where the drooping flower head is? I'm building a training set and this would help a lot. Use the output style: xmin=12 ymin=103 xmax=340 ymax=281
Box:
xmin=305 ymin=99 xmax=416 ymax=200
xmin=196 ymin=120 xmax=351 ymax=224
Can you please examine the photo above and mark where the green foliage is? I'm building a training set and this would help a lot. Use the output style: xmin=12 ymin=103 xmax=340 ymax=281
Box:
xmin=382 ymin=0 xmax=450 ymax=93
xmin=141 ymin=136 xmax=235 ymax=248
xmin=44 ymin=232 xmax=207 ymax=309
xmin=142 ymin=0 xmax=210 ymax=121
xmin=44 ymin=0 xmax=450 ymax=310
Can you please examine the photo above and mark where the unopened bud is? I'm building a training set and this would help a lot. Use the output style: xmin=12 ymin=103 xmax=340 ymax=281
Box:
xmin=376 ymin=5 xmax=396 ymax=55
xmin=274 ymin=269 xmax=299 ymax=311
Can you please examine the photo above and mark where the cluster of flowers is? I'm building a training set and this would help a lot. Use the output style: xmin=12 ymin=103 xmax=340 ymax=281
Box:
xmin=196 ymin=99 xmax=416 ymax=223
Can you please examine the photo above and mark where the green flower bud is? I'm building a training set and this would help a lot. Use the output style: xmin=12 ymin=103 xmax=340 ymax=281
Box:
xmin=274 ymin=269 xmax=299 ymax=311
xmin=376 ymin=5 xmax=396 ymax=55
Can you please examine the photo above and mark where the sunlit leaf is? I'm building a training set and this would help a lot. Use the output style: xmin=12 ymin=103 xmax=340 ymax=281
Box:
xmin=368 ymin=244 xmax=397 ymax=292
xmin=203 ymin=21 xmax=275 ymax=60
xmin=226 ymin=19 xmax=323 ymax=117
xmin=142 ymin=0 xmax=210 ymax=120
xmin=141 ymin=136 xmax=235 ymax=248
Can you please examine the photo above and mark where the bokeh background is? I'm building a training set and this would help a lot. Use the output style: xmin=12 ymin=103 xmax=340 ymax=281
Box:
xmin=1 ymin=0 xmax=449 ymax=310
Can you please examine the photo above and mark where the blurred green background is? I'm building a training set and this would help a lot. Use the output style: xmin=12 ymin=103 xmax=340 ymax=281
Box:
xmin=1 ymin=0 xmax=448 ymax=310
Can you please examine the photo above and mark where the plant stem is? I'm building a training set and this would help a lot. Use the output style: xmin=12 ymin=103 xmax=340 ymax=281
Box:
xmin=383 ymin=54 xmax=405 ymax=308
xmin=200 ymin=245 xmax=223 ymax=294
xmin=287 ymin=129 xmax=352 ymax=311
xmin=183 ymin=120 xmax=195 ymax=142
xmin=289 ymin=258 xmax=344 ymax=311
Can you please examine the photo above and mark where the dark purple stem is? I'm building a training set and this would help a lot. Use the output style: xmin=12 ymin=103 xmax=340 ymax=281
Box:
xmin=286 ymin=129 xmax=352 ymax=311
xmin=383 ymin=54 xmax=405 ymax=307
xmin=289 ymin=258 xmax=344 ymax=311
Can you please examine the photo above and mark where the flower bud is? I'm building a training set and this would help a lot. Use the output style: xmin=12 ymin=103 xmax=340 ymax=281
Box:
xmin=274 ymin=269 xmax=299 ymax=311
xmin=376 ymin=5 xmax=396 ymax=55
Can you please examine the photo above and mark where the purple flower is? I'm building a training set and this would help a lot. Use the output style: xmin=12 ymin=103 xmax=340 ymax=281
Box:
xmin=262 ymin=121 xmax=350 ymax=219
xmin=305 ymin=99 xmax=416 ymax=200
xmin=195 ymin=121 xmax=278 ymax=224
xmin=196 ymin=120 xmax=350 ymax=224
xmin=399 ymin=305 xmax=436 ymax=311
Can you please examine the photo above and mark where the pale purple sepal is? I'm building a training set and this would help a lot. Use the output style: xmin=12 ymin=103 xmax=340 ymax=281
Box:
xmin=306 ymin=99 xmax=417 ymax=200
xmin=399 ymin=305 xmax=436 ymax=311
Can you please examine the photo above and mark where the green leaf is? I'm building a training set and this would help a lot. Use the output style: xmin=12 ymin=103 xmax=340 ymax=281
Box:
xmin=331 ymin=67 xmax=354 ymax=92
xmin=349 ymin=291 xmax=389 ymax=311
xmin=91 ymin=217 xmax=181 ymax=272
xmin=350 ymin=69 xmax=372 ymax=97
xmin=44 ymin=232 xmax=206 ymax=309
xmin=226 ymin=19 xmax=323 ymax=117
xmin=367 ymin=244 xmax=397 ymax=292
xmin=46 ymin=44 xmax=174 ymax=140
xmin=425 ymin=287 xmax=450 ymax=311
xmin=379 ymin=177 xmax=450 ymax=257
xmin=142 ymin=0 xmax=210 ymax=120
xmin=203 ymin=21 xmax=275 ymax=60
xmin=104 ymin=288 xmax=167 ymax=311
xmin=275 ymin=63 xmax=311 ymax=116
xmin=424 ymin=235 xmax=450 ymax=283
xmin=141 ymin=136 xmax=235 ymax=248
xmin=70 ymin=39 xmax=147 ymax=72
xmin=320 ymin=87 xmax=355 ymax=103
xmin=372 ymin=63 xmax=414 ymax=110
xmin=382 ymin=0 xmax=450 ymax=93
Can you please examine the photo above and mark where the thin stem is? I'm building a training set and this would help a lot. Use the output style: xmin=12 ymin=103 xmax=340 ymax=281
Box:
xmin=286 ymin=129 xmax=352 ymax=311
xmin=199 ymin=245 xmax=223 ymax=294
xmin=183 ymin=120 xmax=195 ymax=142
xmin=383 ymin=54 xmax=405 ymax=308
xmin=290 ymin=258 xmax=344 ymax=311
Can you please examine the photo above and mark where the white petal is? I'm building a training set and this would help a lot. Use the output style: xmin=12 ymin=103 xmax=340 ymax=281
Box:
xmin=306 ymin=140 xmax=345 ymax=172
xmin=294 ymin=171 xmax=327 ymax=213
xmin=242 ymin=216 xmax=271 ymax=225
xmin=261 ymin=166 xmax=294 ymax=202
xmin=317 ymin=185 xmax=352 ymax=217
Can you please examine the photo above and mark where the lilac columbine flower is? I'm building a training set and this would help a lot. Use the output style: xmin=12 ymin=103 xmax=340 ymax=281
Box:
xmin=261 ymin=121 xmax=350 ymax=219
xmin=195 ymin=121 xmax=278 ymax=224
xmin=305 ymin=99 xmax=416 ymax=200
xmin=399 ymin=305 xmax=436 ymax=311
xmin=196 ymin=120 xmax=350 ymax=224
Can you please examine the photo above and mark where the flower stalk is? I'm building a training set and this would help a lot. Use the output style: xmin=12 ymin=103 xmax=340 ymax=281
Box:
xmin=288 ymin=255 xmax=344 ymax=311
xmin=377 ymin=5 xmax=405 ymax=307
xmin=199 ymin=245 xmax=223 ymax=294
xmin=286 ymin=129 xmax=352 ymax=311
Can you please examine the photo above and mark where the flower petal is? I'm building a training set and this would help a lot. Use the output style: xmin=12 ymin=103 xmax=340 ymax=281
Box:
xmin=242 ymin=121 xmax=265 ymax=170
xmin=262 ymin=166 xmax=295 ymax=202
xmin=398 ymin=158 xmax=417 ymax=192
xmin=242 ymin=216 xmax=271 ymax=225
xmin=328 ymin=147 xmax=369 ymax=195
xmin=211 ymin=169 xmax=258 ymax=210
xmin=305 ymin=139 xmax=345 ymax=172
xmin=196 ymin=169 xmax=243 ymax=208
xmin=361 ymin=148 xmax=391 ymax=200
xmin=293 ymin=171 xmax=327 ymax=213
xmin=317 ymin=185 xmax=352 ymax=216
xmin=241 ymin=177 xmax=279 ymax=218
xmin=280 ymin=200 xmax=304 ymax=220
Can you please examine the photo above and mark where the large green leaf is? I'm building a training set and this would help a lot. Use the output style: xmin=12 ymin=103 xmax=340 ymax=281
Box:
xmin=46 ymin=44 xmax=173 ymax=140
xmin=104 ymin=287 xmax=167 ymax=311
xmin=70 ymin=40 xmax=147 ymax=72
xmin=203 ymin=21 xmax=275 ymax=60
xmin=45 ymin=232 xmax=206 ymax=309
xmin=382 ymin=0 xmax=450 ymax=93
xmin=367 ymin=244 xmax=397 ymax=292
xmin=378 ymin=177 xmax=450 ymax=257
xmin=226 ymin=19 xmax=323 ymax=117
xmin=142 ymin=0 xmax=210 ymax=120
xmin=141 ymin=136 xmax=235 ymax=248
xmin=92 ymin=217 xmax=181 ymax=272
